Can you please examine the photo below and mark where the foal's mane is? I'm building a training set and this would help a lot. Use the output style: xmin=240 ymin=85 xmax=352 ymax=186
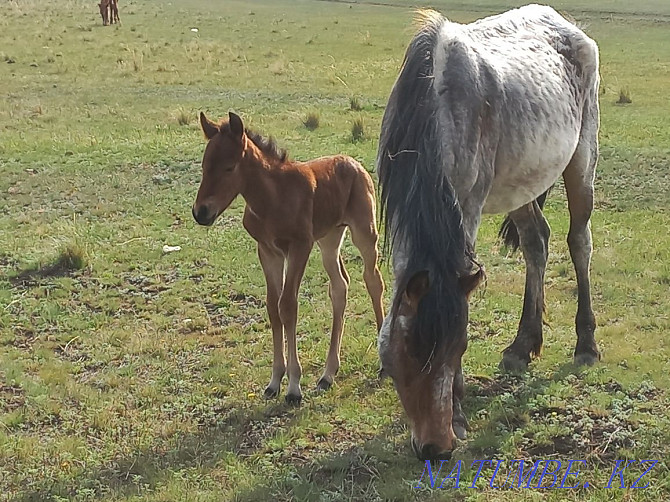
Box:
xmin=246 ymin=128 xmax=288 ymax=163
xmin=378 ymin=10 xmax=474 ymax=363
xmin=217 ymin=121 xmax=288 ymax=163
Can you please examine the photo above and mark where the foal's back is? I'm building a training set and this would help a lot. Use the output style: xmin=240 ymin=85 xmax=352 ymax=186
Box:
xmin=281 ymin=155 xmax=375 ymax=240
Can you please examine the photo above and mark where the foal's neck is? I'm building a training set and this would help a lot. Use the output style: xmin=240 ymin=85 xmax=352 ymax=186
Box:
xmin=238 ymin=143 xmax=283 ymax=216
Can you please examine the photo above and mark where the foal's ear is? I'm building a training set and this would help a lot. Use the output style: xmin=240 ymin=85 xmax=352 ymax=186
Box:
xmin=459 ymin=266 xmax=485 ymax=298
xmin=228 ymin=112 xmax=244 ymax=140
xmin=403 ymin=270 xmax=430 ymax=312
xmin=200 ymin=112 xmax=219 ymax=140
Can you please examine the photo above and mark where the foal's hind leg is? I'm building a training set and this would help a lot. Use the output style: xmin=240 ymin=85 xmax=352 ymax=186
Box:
xmin=258 ymin=243 xmax=286 ymax=398
xmin=348 ymin=212 xmax=385 ymax=332
xmin=501 ymin=201 xmax=550 ymax=371
xmin=316 ymin=226 xmax=349 ymax=391
xmin=564 ymin=141 xmax=600 ymax=365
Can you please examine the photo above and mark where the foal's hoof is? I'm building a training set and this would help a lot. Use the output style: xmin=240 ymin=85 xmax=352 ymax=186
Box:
xmin=264 ymin=385 xmax=279 ymax=399
xmin=499 ymin=352 xmax=529 ymax=373
xmin=316 ymin=377 xmax=332 ymax=392
xmin=285 ymin=393 xmax=302 ymax=406
xmin=574 ymin=351 xmax=600 ymax=367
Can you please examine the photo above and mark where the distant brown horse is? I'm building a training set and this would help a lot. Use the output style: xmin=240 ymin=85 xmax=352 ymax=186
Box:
xmin=192 ymin=112 xmax=385 ymax=404
xmin=99 ymin=0 xmax=119 ymax=26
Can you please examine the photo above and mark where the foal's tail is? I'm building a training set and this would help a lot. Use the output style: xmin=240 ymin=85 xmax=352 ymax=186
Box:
xmin=498 ymin=188 xmax=552 ymax=251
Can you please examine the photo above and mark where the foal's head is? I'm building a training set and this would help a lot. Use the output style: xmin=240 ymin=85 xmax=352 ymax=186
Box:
xmin=378 ymin=265 xmax=484 ymax=461
xmin=192 ymin=112 xmax=248 ymax=226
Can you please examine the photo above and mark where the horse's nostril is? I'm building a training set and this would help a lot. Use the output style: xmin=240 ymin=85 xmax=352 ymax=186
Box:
xmin=418 ymin=443 xmax=452 ymax=461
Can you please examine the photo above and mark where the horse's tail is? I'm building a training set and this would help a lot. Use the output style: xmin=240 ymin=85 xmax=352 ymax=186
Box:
xmin=498 ymin=188 xmax=552 ymax=251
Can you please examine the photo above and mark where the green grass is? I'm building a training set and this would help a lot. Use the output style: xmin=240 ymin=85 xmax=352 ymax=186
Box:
xmin=1 ymin=0 xmax=670 ymax=500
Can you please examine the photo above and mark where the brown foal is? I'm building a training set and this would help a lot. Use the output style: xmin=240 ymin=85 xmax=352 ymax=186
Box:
xmin=192 ymin=112 xmax=385 ymax=404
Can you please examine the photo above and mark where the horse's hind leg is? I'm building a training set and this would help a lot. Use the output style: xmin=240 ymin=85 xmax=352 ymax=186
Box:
xmin=564 ymin=133 xmax=600 ymax=365
xmin=500 ymin=201 xmax=550 ymax=371
xmin=258 ymin=243 xmax=286 ymax=399
xmin=316 ymin=226 xmax=349 ymax=391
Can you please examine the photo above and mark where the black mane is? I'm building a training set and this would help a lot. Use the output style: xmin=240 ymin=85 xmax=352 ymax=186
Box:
xmin=377 ymin=11 xmax=473 ymax=363
xmin=246 ymin=129 xmax=288 ymax=163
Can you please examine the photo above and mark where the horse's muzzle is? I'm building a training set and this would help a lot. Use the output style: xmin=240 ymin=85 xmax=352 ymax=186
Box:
xmin=412 ymin=438 xmax=452 ymax=462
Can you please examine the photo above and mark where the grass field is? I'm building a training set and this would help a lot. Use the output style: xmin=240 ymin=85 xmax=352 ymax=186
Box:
xmin=1 ymin=0 xmax=669 ymax=500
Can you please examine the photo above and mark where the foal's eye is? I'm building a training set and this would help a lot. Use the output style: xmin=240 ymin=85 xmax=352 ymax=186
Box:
xmin=222 ymin=165 xmax=235 ymax=173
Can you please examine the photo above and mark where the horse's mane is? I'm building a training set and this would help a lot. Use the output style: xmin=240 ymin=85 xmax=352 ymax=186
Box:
xmin=378 ymin=10 xmax=474 ymax=363
xmin=246 ymin=129 xmax=288 ymax=163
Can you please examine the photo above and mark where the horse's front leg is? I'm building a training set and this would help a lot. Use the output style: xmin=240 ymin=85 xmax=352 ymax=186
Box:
xmin=279 ymin=241 xmax=313 ymax=405
xmin=258 ymin=243 xmax=286 ymax=398
xmin=501 ymin=201 xmax=550 ymax=371
xmin=452 ymin=364 xmax=468 ymax=440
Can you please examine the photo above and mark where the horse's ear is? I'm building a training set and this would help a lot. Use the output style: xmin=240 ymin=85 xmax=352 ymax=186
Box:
xmin=228 ymin=112 xmax=244 ymax=140
xmin=200 ymin=112 xmax=219 ymax=140
xmin=459 ymin=266 xmax=485 ymax=299
xmin=403 ymin=270 xmax=430 ymax=312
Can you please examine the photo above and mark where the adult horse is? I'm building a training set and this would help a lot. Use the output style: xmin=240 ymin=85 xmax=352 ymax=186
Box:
xmin=377 ymin=5 xmax=600 ymax=461
xmin=99 ymin=0 xmax=119 ymax=26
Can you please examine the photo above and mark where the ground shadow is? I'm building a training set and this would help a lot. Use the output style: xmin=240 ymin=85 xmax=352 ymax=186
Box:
xmin=14 ymin=371 xmax=573 ymax=502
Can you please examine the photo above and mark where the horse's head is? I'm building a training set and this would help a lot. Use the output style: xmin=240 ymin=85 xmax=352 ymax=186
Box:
xmin=192 ymin=111 xmax=247 ymax=227
xmin=378 ymin=266 xmax=483 ymax=461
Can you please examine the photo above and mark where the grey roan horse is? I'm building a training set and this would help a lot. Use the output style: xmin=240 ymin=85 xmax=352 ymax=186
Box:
xmin=377 ymin=5 xmax=601 ymax=461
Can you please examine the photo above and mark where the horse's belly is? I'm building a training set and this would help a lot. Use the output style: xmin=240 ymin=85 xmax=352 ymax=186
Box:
xmin=482 ymin=128 xmax=579 ymax=214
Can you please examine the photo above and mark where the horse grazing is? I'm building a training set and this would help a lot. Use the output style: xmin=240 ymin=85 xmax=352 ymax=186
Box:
xmin=377 ymin=5 xmax=600 ymax=461
xmin=99 ymin=0 xmax=119 ymax=26
xmin=193 ymin=112 xmax=385 ymax=405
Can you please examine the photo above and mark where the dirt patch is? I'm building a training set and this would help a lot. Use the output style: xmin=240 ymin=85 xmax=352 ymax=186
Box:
xmin=0 ymin=383 xmax=25 ymax=413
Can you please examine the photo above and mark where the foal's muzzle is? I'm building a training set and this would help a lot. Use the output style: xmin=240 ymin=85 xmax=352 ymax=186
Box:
xmin=192 ymin=205 xmax=215 ymax=226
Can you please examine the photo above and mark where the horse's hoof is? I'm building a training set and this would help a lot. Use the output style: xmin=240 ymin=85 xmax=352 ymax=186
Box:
xmin=264 ymin=385 xmax=279 ymax=399
xmin=453 ymin=423 xmax=468 ymax=440
xmin=285 ymin=393 xmax=302 ymax=406
xmin=499 ymin=352 xmax=529 ymax=372
xmin=316 ymin=377 xmax=332 ymax=392
xmin=574 ymin=351 xmax=600 ymax=367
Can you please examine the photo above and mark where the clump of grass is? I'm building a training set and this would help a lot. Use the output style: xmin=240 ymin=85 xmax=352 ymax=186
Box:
xmin=176 ymin=108 xmax=190 ymax=126
xmin=349 ymin=96 xmax=363 ymax=111
xmin=303 ymin=111 xmax=320 ymax=131
xmin=17 ymin=243 xmax=88 ymax=280
xmin=351 ymin=117 xmax=365 ymax=142
xmin=56 ymin=244 xmax=87 ymax=271
xmin=132 ymin=50 xmax=143 ymax=72
xmin=616 ymin=88 xmax=632 ymax=104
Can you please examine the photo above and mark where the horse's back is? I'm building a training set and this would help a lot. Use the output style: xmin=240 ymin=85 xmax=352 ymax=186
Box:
xmin=433 ymin=5 xmax=599 ymax=214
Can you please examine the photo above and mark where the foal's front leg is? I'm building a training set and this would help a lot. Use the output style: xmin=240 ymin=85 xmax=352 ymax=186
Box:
xmin=279 ymin=241 xmax=313 ymax=405
xmin=258 ymin=243 xmax=286 ymax=398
